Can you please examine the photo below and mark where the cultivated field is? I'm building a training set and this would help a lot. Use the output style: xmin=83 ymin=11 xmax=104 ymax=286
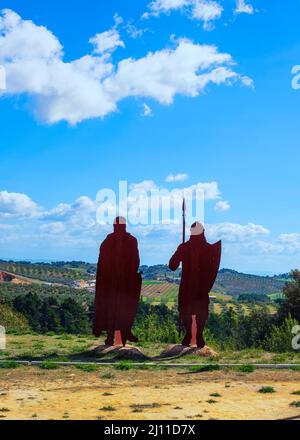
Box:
xmin=141 ymin=281 xmax=278 ymax=314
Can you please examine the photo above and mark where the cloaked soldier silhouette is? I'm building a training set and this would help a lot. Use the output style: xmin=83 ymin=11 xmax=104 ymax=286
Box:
xmin=169 ymin=222 xmax=221 ymax=348
xmin=93 ymin=217 xmax=142 ymax=346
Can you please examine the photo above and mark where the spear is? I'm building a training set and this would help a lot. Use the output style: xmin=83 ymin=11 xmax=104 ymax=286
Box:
xmin=182 ymin=198 xmax=186 ymax=244
xmin=178 ymin=198 xmax=186 ymax=338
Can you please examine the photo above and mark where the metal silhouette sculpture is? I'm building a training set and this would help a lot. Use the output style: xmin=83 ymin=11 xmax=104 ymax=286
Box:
xmin=93 ymin=216 xmax=142 ymax=346
xmin=169 ymin=201 xmax=221 ymax=348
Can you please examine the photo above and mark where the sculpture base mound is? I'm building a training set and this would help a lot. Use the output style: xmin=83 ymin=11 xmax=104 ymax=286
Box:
xmin=92 ymin=344 xmax=149 ymax=361
xmin=160 ymin=344 xmax=219 ymax=359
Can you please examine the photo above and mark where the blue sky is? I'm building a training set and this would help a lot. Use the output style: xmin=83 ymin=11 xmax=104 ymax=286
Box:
xmin=0 ymin=0 xmax=300 ymax=273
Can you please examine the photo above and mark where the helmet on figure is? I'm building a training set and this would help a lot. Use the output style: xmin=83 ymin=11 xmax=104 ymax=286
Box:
xmin=190 ymin=221 xmax=205 ymax=236
xmin=113 ymin=216 xmax=127 ymax=233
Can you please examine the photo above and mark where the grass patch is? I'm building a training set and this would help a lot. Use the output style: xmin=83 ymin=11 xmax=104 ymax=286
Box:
xmin=130 ymin=403 xmax=161 ymax=410
xmin=101 ymin=372 xmax=115 ymax=379
xmin=100 ymin=406 xmax=116 ymax=412
xmin=291 ymin=366 xmax=300 ymax=372
xmin=290 ymin=401 xmax=300 ymax=408
xmin=189 ymin=364 xmax=220 ymax=373
xmin=55 ymin=335 xmax=73 ymax=340
xmin=0 ymin=351 xmax=10 ymax=357
xmin=206 ymin=399 xmax=217 ymax=404
xmin=74 ymin=363 xmax=98 ymax=372
xmin=258 ymin=386 xmax=276 ymax=394
xmin=134 ymin=364 xmax=158 ymax=370
xmin=46 ymin=356 xmax=70 ymax=363
xmin=39 ymin=362 xmax=59 ymax=370
xmin=115 ymin=361 xmax=133 ymax=371
xmin=236 ymin=365 xmax=255 ymax=373
xmin=291 ymin=390 xmax=300 ymax=396
xmin=210 ymin=393 xmax=221 ymax=398
xmin=0 ymin=360 xmax=19 ymax=369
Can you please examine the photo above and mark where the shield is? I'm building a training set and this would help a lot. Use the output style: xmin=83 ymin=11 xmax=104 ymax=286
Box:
xmin=207 ymin=240 xmax=222 ymax=293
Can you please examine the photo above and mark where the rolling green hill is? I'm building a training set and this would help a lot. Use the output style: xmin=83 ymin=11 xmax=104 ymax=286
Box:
xmin=0 ymin=260 xmax=94 ymax=285
xmin=141 ymin=266 xmax=289 ymax=297
xmin=0 ymin=260 xmax=290 ymax=298
xmin=214 ymin=269 xmax=288 ymax=297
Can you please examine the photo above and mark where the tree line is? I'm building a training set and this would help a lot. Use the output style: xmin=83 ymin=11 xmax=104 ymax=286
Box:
xmin=2 ymin=270 xmax=300 ymax=353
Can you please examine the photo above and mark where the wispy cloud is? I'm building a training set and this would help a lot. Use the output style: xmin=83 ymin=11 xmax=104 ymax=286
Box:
xmin=141 ymin=103 xmax=153 ymax=117
xmin=144 ymin=0 xmax=257 ymax=29
xmin=165 ymin=173 xmax=189 ymax=183
xmin=144 ymin=0 xmax=223 ymax=30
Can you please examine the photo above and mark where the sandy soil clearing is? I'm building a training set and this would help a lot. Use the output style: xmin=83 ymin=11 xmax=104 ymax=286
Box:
xmin=0 ymin=367 xmax=300 ymax=420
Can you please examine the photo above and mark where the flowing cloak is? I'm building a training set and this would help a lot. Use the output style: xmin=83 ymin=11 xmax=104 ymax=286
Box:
xmin=169 ymin=234 xmax=221 ymax=316
xmin=93 ymin=231 xmax=142 ymax=337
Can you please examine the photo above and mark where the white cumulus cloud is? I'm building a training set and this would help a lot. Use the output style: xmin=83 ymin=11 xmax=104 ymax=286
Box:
xmin=235 ymin=0 xmax=254 ymax=15
xmin=192 ymin=0 xmax=223 ymax=30
xmin=0 ymin=9 xmax=252 ymax=125
xmin=90 ymin=29 xmax=125 ymax=54
xmin=207 ymin=222 xmax=270 ymax=243
xmin=214 ymin=200 xmax=230 ymax=212
xmin=0 ymin=190 xmax=39 ymax=218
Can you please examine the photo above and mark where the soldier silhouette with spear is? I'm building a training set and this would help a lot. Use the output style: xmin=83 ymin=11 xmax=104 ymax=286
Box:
xmin=169 ymin=200 xmax=221 ymax=348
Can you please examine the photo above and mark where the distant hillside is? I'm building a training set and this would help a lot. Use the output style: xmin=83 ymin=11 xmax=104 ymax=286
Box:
xmin=0 ymin=260 xmax=291 ymax=297
xmin=213 ymin=269 xmax=288 ymax=297
xmin=141 ymin=266 xmax=289 ymax=297
xmin=0 ymin=260 xmax=94 ymax=285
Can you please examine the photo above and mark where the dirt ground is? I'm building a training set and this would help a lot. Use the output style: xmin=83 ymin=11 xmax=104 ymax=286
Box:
xmin=0 ymin=367 xmax=300 ymax=420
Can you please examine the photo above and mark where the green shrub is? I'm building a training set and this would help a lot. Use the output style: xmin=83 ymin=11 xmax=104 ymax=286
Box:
xmin=0 ymin=360 xmax=19 ymax=369
xmin=263 ymin=317 xmax=299 ymax=353
xmin=0 ymin=302 xmax=30 ymax=333
xmin=290 ymin=401 xmax=300 ymax=407
xmin=258 ymin=386 xmax=275 ymax=394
